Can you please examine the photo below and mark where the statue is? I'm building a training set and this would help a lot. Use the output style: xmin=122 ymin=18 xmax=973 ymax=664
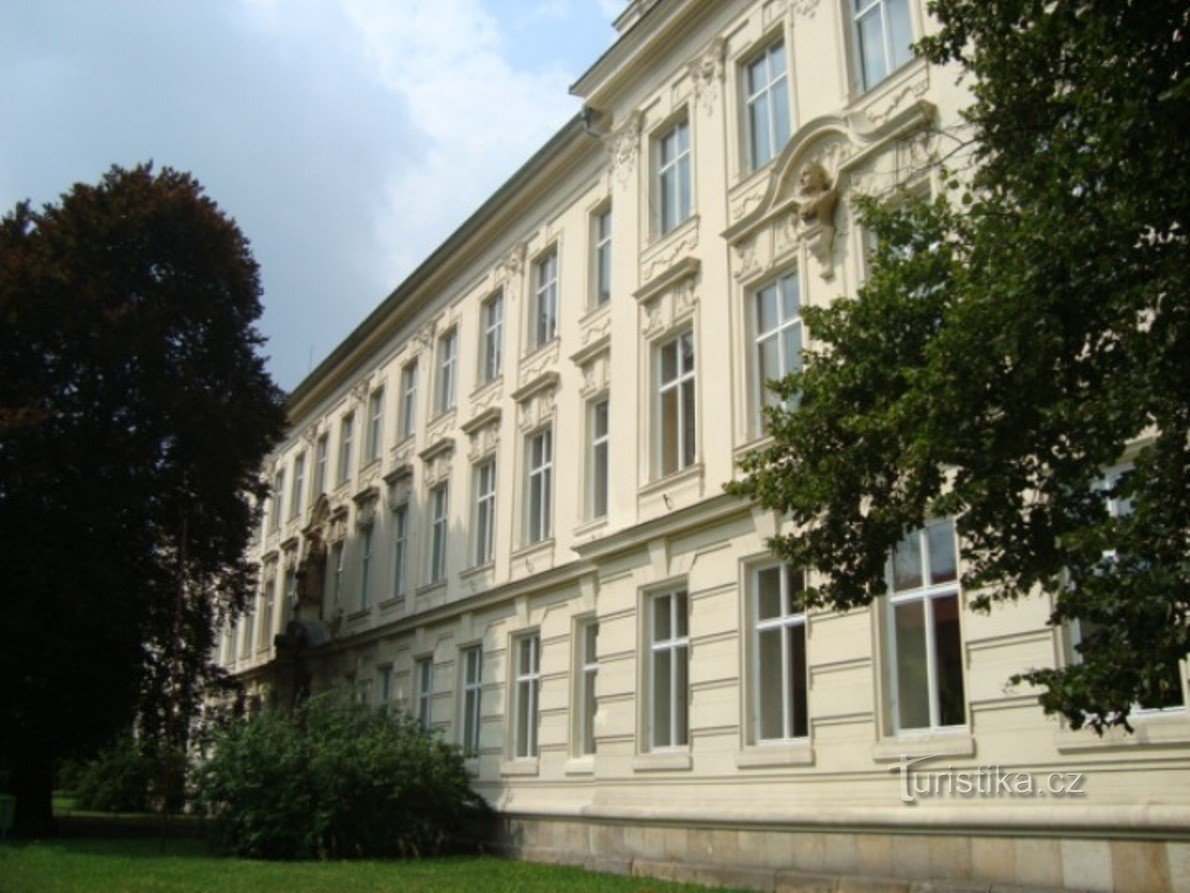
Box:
xmin=796 ymin=161 xmax=840 ymax=254
xmin=295 ymin=532 xmax=327 ymax=608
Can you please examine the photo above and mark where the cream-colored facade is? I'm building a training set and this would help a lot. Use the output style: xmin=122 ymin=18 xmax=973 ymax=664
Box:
xmin=218 ymin=1 xmax=1190 ymax=889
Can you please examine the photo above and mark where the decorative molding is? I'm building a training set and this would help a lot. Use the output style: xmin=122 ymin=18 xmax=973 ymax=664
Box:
xmin=640 ymin=216 xmax=700 ymax=282
xmin=419 ymin=437 xmax=454 ymax=489
xmin=418 ymin=435 xmax=455 ymax=464
xmin=470 ymin=377 xmax=503 ymax=415
xmin=579 ymin=351 xmax=612 ymax=402
xmin=641 ymin=276 xmax=698 ymax=341
xmin=687 ymin=37 xmax=727 ymax=116
xmin=607 ymin=110 xmax=643 ymax=185
xmin=570 ymin=333 xmax=611 ymax=368
xmin=635 ymin=256 xmax=701 ymax=304
xmin=466 ymin=414 xmax=501 ymax=463
xmin=792 ymin=0 xmax=821 ymax=17
xmin=512 ymin=370 xmax=560 ymax=404
xmin=518 ymin=339 xmax=560 ymax=389
xmin=496 ymin=240 xmax=528 ymax=282
xmin=461 ymin=406 xmax=502 ymax=436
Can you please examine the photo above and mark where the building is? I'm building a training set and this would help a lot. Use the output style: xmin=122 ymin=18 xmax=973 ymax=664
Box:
xmin=217 ymin=1 xmax=1190 ymax=889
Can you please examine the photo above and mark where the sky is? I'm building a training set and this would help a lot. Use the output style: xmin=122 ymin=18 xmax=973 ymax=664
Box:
xmin=0 ymin=0 xmax=624 ymax=391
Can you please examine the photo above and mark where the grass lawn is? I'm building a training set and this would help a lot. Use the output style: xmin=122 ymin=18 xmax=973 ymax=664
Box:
xmin=0 ymin=838 xmax=737 ymax=892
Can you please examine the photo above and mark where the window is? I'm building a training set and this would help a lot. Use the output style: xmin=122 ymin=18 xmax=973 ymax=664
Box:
xmin=290 ymin=453 xmax=305 ymax=519
xmin=329 ymin=541 xmax=344 ymax=612
xmin=269 ymin=469 xmax=284 ymax=532
xmin=259 ymin=577 xmax=275 ymax=650
xmin=512 ymin=634 xmax=540 ymax=758
xmin=853 ymin=0 xmax=914 ymax=91
xmin=577 ymin=620 xmax=599 ymax=756
xmin=525 ymin=428 xmax=553 ymax=544
xmin=283 ymin=565 xmax=296 ymax=609
xmin=359 ymin=525 xmax=373 ymax=609
xmin=366 ymin=386 xmax=385 ymax=462
xmin=745 ymin=40 xmax=791 ymax=170
xmin=428 ymin=483 xmax=449 ymax=583
xmin=337 ymin=413 xmax=354 ymax=484
xmin=588 ymin=398 xmax=609 ymax=519
xmin=657 ymin=118 xmax=692 ymax=234
xmin=241 ymin=601 xmax=255 ymax=659
xmin=416 ymin=656 xmax=433 ymax=730
xmin=656 ymin=331 xmax=697 ymax=476
xmin=649 ymin=589 xmax=690 ymax=749
xmin=886 ymin=519 xmax=966 ymax=732
xmin=378 ymin=665 xmax=393 ymax=708
xmin=473 ymin=459 xmax=496 ymax=566
xmin=313 ymin=434 xmax=328 ymax=496
xmin=461 ymin=646 xmax=483 ymax=757
xmin=592 ymin=206 xmax=612 ymax=306
xmin=392 ymin=502 xmax=408 ymax=605
xmin=400 ymin=361 xmax=418 ymax=439
xmin=752 ymin=564 xmax=808 ymax=741
xmin=753 ymin=272 xmax=803 ymax=421
xmin=533 ymin=250 xmax=558 ymax=348
xmin=480 ymin=292 xmax=503 ymax=383
xmin=436 ymin=330 xmax=457 ymax=414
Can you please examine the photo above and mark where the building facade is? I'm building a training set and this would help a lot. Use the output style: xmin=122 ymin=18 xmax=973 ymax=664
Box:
xmin=218 ymin=1 xmax=1190 ymax=889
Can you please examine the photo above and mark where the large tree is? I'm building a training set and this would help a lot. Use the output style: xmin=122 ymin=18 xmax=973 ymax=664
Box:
xmin=0 ymin=164 xmax=286 ymax=833
xmin=728 ymin=0 xmax=1188 ymax=731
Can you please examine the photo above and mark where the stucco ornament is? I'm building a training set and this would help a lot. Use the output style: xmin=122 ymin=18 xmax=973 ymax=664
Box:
xmin=797 ymin=161 xmax=840 ymax=277
xmin=607 ymin=111 xmax=643 ymax=185
xmin=295 ymin=532 xmax=326 ymax=609
xmin=688 ymin=37 xmax=727 ymax=116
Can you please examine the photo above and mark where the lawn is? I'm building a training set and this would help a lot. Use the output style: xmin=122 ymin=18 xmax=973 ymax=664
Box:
xmin=0 ymin=838 xmax=732 ymax=892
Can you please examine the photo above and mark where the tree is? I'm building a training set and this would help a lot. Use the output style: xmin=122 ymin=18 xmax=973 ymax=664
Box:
xmin=0 ymin=164 xmax=286 ymax=834
xmin=728 ymin=0 xmax=1188 ymax=732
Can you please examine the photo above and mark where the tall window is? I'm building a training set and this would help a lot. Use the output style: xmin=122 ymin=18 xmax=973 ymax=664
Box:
xmin=337 ymin=413 xmax=354 ymax=484
xmin=753 ymin=272 xmax=803 ymax=420
xmin=392 ymin=502 xmax=408 ymax=605
xmin=473 ymin=459 xmax=496 ymax=566
xmin=512 ymin=634 xmax=540 ymax=759
xmin=428 ymin=483 xmax=449 ymax=584
xmin=366 ymin=386 xmax=385 ymax=462
xmin=329 ymin=541 xmax=344 ymax=611
xmin=887 ymin=519 xmax=966 ymax=732
xmin=461 ymin=646 xmax=483 ymax=757
xmin=853 ymin=0 xmax=914 ymax=91
xmin=592 ymin=206 xmax=612 ymax=306
xmin=416 ymin=656 xmax=433 ymax=730
xmin=400 ymin=361 xmax=418 ymax=438
xmin=269 ymin=469 xmax=284 ymax=532
xmin=241 ymin=600 xmax=255 ymax=659
xmin=359 ymin=525 xmax=373 ymax=609
xmin=588 ymin=398 xmax=609 ymax=519
xmin=378 ymin=665 xmax=393 ymax=708
xmin=745 ymin=40 xmax=791 ymax=170
xmin=533 ymin=250 xmax=558 ymax=348
xmin=258 ymin=577 xmax=275 ymax=650
xmin=577 ymin=620 xmax=599 ymax=756
xmin=480 ymin=292 xmax=503 ymax=383
xmin=313 ymin=434 xmax=328 ymax=496
xmin=649 ymin=589 xmax=690 ymax=749
xmin=657 ymin=331 xmax=696 ymax=476
xmin=753 ymin=564 xmax=808 ymax=741
xmin=436 ymin=331 xmax=457 ymax=414
xmin=290 ymin=453 xmax=305 ymax=520
xmin=657 ymin=118 xmax=692 ymax=234
xmin=525 ymin=428 xmax=553 ymax=544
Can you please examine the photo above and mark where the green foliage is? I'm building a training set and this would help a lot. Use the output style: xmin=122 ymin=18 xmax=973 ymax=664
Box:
xmin=729 ymin=0 xmax=1188 ymax=732
xmin=72 ymin=737 xmax=154 ymax=814
xmin=196 ymin=699 xmax=489 ymax=860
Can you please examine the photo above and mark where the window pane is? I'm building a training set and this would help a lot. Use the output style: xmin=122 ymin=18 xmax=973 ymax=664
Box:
xmin=660 ymin=339 xmax=678 ymax=383
xmin=681 ymin=379 xmax=696 ymax=467
xmin=887 ymin=0 xmax=914 ymax=70
xmin=757 ymin=566 xmax=782 ymax=620
xmin=932 ymin=594 xmax=966 ymax=726
xmin=856 ymin=7 xmax=887 ymax=88
xmin=517 ymin=680 xmax=531 ymax=757
xmin=756 ymin=284 xmax=778 ymax=334
xmin=674 ymin=644 xmax=689 ymax=745
xmin=772 ymin=76 xmax=790 ymax=151
xmin=894 ymin=598 xmax=931 ymax=729
xmin=789 ymin=622 xmax=809 ymax=737
xmin=758 ymin=626 xmax=784 ymax=740
xmin=582 ymin=669 xmax=597 ymax=754
xmin=593 ymin=441 xmax=608 ymax=517
xmin=781 ymin=324 xmax=802 ymax=379
xmin=927 ymin=520 xmax=957 ymax=585
xmin=654 ymin=595 xmax=671 ymax=642
xmin=680 ymin=332 xmax=695 ymax=374
xmin=675 ymin=591 xmax=688 ymax=637
xmin=653 ymin=648 xmax=672 ymax=746
xmin=758 ymin=337 xmax=781 ymax=408
xmin=892 ymin=532 xmax=923 ymax=591
xmin=661 ymin=387 xmax=679 ymax=474
xmin=787 ymin=566 xmax=807 ymax=611
xmin=750 ymin=92 xmax=771 ymax=167
xmin=585 ymin=623 xmax=599 ymax=663
xmin=677 ymin=155 xmax=691 ymax=222
xmin=780 ymin=275 xmax=800 ymax=319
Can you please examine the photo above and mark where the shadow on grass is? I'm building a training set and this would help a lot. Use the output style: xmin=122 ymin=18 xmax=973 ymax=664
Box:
xmin=4 ymin=837 xmax=217 ymax=860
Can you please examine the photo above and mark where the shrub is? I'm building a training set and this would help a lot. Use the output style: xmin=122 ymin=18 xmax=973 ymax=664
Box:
xmin=73 ymin=737 xmax=154 ymax=813
xmin=196 ymin=698 xmax=488 ymax=859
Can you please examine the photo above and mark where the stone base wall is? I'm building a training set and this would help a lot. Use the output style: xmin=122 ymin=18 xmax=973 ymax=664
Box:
xmin=495 ymin=814 xmax=1189 ymax=892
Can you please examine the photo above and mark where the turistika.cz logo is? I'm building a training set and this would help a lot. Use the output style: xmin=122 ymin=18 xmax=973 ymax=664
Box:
xmin=890 ymin=754 xmax=1087 ymax=805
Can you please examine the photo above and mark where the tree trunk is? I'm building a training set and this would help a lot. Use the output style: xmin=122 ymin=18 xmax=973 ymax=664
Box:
xmin=10 ymin=747 xmax=55 ymax=837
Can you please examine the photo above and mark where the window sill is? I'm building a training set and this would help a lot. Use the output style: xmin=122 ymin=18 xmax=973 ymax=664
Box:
xmin=378 ymin=596 xmax=405 ymax=612
xmin=1055 ymin=708 xmax=1190 ymax=753
xmin=565 ymin=755 xmax=596 ymax=776
xmin=500 ymin=758 xmax=540 ymax=777
xmin=512 ymin=538 xmax=554 ymax=562
xmin=470 ymin=375 xmax=503 ymax=403
xmin=459 ymin=561 xmax=494 ymax=581
xmin=640 ymin=463 xmax=703 ymax=498
xmin=632 ymin=750 xmax=692 ymax=772
xmin=574 ymin=516 xmax=609 ymax=540
xmin=644 ymin=213 xmax=699 ymax=258
xmin=415 ymin=581 xmax=447 ymax=598
xmin=871 ymin=729 xmax=974 ymax=762
xmin=735 ymin=740 xmax=813 ymax=769
xmin=521 ymin=337 xmax=559 ymax=365
xmin=345 ymin=607 xmax=371 ymax=622
xmin=359 ymin=457 xmax=381 ymax=475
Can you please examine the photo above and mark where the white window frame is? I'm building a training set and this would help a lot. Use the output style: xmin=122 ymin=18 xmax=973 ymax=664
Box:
xmin=512 ymin=633 xmax=541 ymax=759
xmin=313 ymin=434 xmax=328 ymax=496
xmin=269 ymin=469 xmax=284 ymax=532
xmin=290 ymin=453 xmax=305 ymax=520
xmin=400 ymin=361 xmax=418 ymax=439
xmin=365 ymin=385 xmax=385 ymax=462
xmin=852 ymin=0 xmax=915 ymax=92
xmin=337 ymin=412 xmax=354 ymax=485
xmin=391 ymin=501 xmax=408 ymax=605
xmin=329 ymin=541 xmax=344 ymax=612
xmin=480 ymin=292 xmax=503 ymax=384
xmin=428 ymin=483 xmax=449 ymax=584
xmin=461 ymin=645 xmax=483 ymax=757
xmin=752 ymin=270 xmax=803 ymax=428
xmin=436 ymin=330 xmax=457 ymax=414
xmin=744 ymin=39 xmax=791 ymax=171
xmin=591 ymin=205 xmax=612 ymax=307
xmin=241 ymin=599 xmax=255 ymax=659
xmin=656 ymin=117 xmax=692 ymax=235
xmin=588 ymin=397 xmax=609 ymax=519
xmin=415 ymin=655 xmax=433 ymax=730
xmin=576 ymin=619 xmax=599 ymax=756
xmin=258 ymin=576 xmax=276 ymax=651
xmin=473 ymin=459 xmax=496 ymax=566
xmin=525 ymin=427 xmax=553 ymax=545
xmin=886 ymin=519 xmax=967 ymax=733
xmin=751 ymin=563 xmax=809 ymax=743
xmin=648 ymin=588 xmax=690 ymax=750
xmin=533 ymin=249 xmax=559 ymax=348
xmin=359 ymin=524 xmax=373 ymax=610
xmin=655 ymin=330 xmax=697 ymax=478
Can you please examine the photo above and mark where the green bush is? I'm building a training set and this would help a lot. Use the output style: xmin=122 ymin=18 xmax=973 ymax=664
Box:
xmin=73 ymin=736 xmax=154 ymax=813
xmin=196 ymin=698 xmax=489 ymax=860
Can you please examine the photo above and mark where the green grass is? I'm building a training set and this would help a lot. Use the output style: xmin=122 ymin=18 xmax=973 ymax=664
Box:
xmin=0 ymin=838 xmax=733 ymax=892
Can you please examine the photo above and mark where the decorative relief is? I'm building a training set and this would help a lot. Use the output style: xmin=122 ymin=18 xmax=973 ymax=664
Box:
xmin=641 ymin=277 xmax=698 ymax=339
xmin=580 ymin=307 xmax=612 ymax=346
xmin=733 ymin=237 xmax=762 ymax=283
xmin=863 ymin=76 xmax=930 ymax=129
xmin=762 ymin=0 xmax=789 ymax=26
xmin=425 ymin=408 xmax=454 ymax=445
xmin=496 ymin=241 xmax=528 ymax=281
xmin=687 ymin=37 xmax=727 ymax=116
xmin=353 ymin=488 xmax=379 ymax=530
xmin=385 ymin=468 xmax=412 ymax=507
xmin=792 ymin=0 xmax=821 ymax=17
xmin=518 ymin=339 xmax=560 ymax=389
xmin=579 ymin=351 xmax=611 ymax=401
xmin=641 ymin=218 xmax=699 ymax=282
xmin=470 ymin=378 xmax=502 ymax=415
xmin=419 ymin=439 xmax=454 ymax=489
xmin=730 ymin=179 xmax=769 ymax=222
xmin=896 ymin=128 xmax=941 ymax=182
xmin=466 ymin=419 xmax=500 ymax=463
xmin=517 ymin=389 xmax=556 ymax=434
xmin=392 ymin=438 xmax=416 ymax=469
xmin=413 ymin=318 xmax=437 ymax=350
xmin=607 ymin=111 xmax=643 ymax=185
xmin=796 ymin=161 xmax=840 ymax=258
